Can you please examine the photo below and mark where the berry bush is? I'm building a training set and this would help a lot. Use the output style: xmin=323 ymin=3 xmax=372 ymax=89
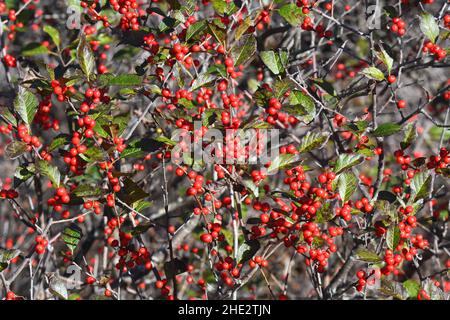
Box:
xmin=0 ymin=0 xmax=449 ymax=300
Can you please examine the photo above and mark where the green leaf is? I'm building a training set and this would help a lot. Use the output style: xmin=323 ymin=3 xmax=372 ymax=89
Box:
xmin=48 ymin=134 xmax=70 ymax=152
xmin=178 ymin=97 xmax=195 ymax=109
xmin=403 ymin=280 xmax=420 ymax=299
xmin=334 ymin=154 xmax=363 ymax=174
xmin=121 ymin=147 xmax=145 ymax=159
xmin=235 ymin=16 xmax=252 ymax=40
xmin=361 ymin=67 xmax=385 ymax=81
xmin=315 ymin=202 xmax=334 ymax=223
xmin=419 ymin=13 xmax=439 ymax=43
xmin=211 ymin=0 xmax=237 ymax=15
xmin=77 ymin=35 xmax=96 ymax=81
xmin=355 ymin=248 xmax=383 ymax=263
xmin=72 ymin=185 xmax=104 ymax=197
xmin=260 ymin=50 xmax=287 ymax=75
xmin=298 ymin=132 xmax=328 ymax=153
xmin=278 ymin=3 xmax=304 ymax=26
xmin=81 ymin=146 xmax=105 ymax=162
xmin=5 ymin=141 xmax=28 ymax=159
xmin=286 ymin=90 xmax=316 ymax=123
xmin=0 ymin=247 xmax=21 ymax=264
xmin=337 ymin=172 xmax=358 ymax=203
xmin=231 ymin=34 xmax=256 ymax=67
xmin=36 ymin=160 xmax=61 ymax=187
xmin=401 ymin=122 xmax=417 ymax=150
xmin=387 ymin=224 xmax=400 ymax=250
xmin=186 ymin=21 xmax=207 ymax=41
xmin=207 ymin=64 xmax=227 ymax=78
xmin=372 ymin=123 xmax=402 ymax=137
xmin=153 ymin=136 xmax=177 ymax=146
xmin=22 ymin=43 xmax=49 ymax=56
xmin=61 ymin=224 xmax=83 ymax=254
xmin=410 ymin=172 xmax=431 ymax=202
xmin=273 ymin=79 xmax=293 ymax=99
xmin=267 ymin=153 xmax=299 ymax=175
xmin=14 ymin=87 xmax=39 ymax=128
xmin=100 ymin=74 xmax=143 ymax=86
xmin=376 ymin=49 xmax=393 ymax=74
xmin=43 ymin=25 xmax=61 ymax=48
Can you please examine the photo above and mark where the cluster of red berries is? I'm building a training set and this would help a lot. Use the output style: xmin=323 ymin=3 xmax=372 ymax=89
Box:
xmin=354 ymin=197 xmax=374 ymax=213
xmin=185 ymin=171 xmax=205 ymax=197
xmin=5 ymin=291 xmax=17 ymax=300
xmin=171 ymin=43 xmax=194 ymax=68
xmin=422 ymin=41 xmax=447 ymax=61
xmin=109 ymin=0 xmax=141 ymax=31
xmin=410 ymin=233 xmax=429 ymax=250
xmin=51 ymin=80 xmax=75 ymax=102
xmin=355 ymin=269 xmax=377 ymax=292
xmin=80 ymin=87 xmax=107 ymax=113
xmin=112 ymin=232 xmax=153 ymax=273
xmin=62 ymin=133 xmax=87 ymax=174
xmin=394 ymin=149 xmax=412 ymax=170
xmin=444 ymin=14 xmax=450 ymax=29
xmin=18 ymin=124 xmax=41 ymax=149
xmin=83 ymin=199 xmax=103 ymax=215
xmin=80 ymin=1 xmax=111 ymax=28
xmin=390 ymin=17 xmax=406 ymax=36
xmin=143 ymin=33 xmax=160 ymax=55
xmin=306 ymin=247 xmax=333 ymax=272
xmin=77 ymin=115 xmax=96 ymax=139
xmin=35 ymin=235 xmax=48 ymax=255
xmin=3 ymin=54 xmax=17 ymax=67
xmin=47 ymin=187 xmax=71 ymax=212
xmin=0 ymin=188 xmax=18 ymax=199
xmin=34 ymin=96 xmax=59 ymax=131
xmin=426 ymin=148 xmax=450 ymax=170
xmin=255 ymin=10 xmax=271 ymax=31
xmin=334 ymin=63 xmax=358 ymax=80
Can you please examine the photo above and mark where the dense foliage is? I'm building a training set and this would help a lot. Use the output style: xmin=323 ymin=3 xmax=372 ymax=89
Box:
xmin=0 ymin=0 xmax=449 ymax=300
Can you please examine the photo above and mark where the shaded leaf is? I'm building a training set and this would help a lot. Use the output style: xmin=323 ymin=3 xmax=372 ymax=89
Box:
xmin=22 ymin=43 xmax=49 ymax=56
xmin=355 ymin=248 xmax=383 ymax=263
xmin=5 ymin=141 xmax=28 ymax=159
xmin=49 ymin=275 xmax=68 ymax=300
xmin=237 ymin=240 xmax=260 ymax=264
